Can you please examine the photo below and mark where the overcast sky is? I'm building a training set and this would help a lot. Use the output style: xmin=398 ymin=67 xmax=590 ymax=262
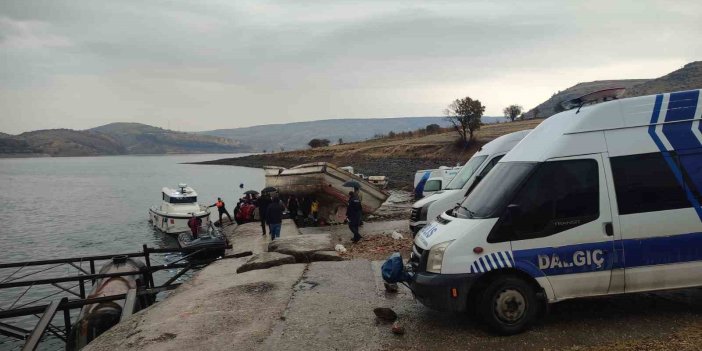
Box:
xmin=0 ymin=0 xmax=700 ymax=134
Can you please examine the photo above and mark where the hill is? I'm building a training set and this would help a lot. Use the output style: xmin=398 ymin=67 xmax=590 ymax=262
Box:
xmin=0 ymin=123 xmax=249 ymax=157
xmin=199 ymin=117 xmax=457 ymax=153
xmin=0 ymin=132 xmax=41 ymax=156
xmin=18 ymin=129 xmax=126 ymax=156
xmin=199 ymin=119 xmax=544 ymax=190
xmin=623 ymin=61 xmax=702 ymax=97
xmin=523 ymin=79 xmax=650 ymax=119
xmin=524 ymin=61 xmax=702 ymax=119
xmin=90 ymin=123 xmax=248 ymax=155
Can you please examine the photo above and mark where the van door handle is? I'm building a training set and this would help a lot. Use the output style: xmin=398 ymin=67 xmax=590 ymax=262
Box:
xmin=604 ymin=222 xmax=613 ymax=236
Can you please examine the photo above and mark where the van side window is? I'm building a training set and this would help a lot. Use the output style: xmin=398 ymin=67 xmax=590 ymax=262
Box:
xmin=491 ymin=159 xmax=599 ymax=242
xmin=611 ymin=152 xmax=692 ymax=214
xmin=423 ymin=179 xmax=442 ymax=192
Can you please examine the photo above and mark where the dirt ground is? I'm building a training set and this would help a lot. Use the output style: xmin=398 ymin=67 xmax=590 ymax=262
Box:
xmin=301 ymin=219 xmax=702 ymax=351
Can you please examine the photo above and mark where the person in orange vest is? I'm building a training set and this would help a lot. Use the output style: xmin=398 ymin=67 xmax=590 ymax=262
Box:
xmin=209 ymin=197 xmax=233 ymax=226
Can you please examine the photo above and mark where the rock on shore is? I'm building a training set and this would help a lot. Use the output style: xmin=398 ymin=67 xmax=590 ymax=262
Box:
xmin=267 ymin=234 xmax=334 ymax=262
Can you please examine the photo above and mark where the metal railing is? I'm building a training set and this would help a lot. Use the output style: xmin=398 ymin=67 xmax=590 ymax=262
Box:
xmin=0 ymin=243 xmax=248 ymax=350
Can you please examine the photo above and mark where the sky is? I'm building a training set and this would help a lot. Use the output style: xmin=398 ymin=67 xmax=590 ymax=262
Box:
xmin=0 ymin=0 xmax=700 ymax=134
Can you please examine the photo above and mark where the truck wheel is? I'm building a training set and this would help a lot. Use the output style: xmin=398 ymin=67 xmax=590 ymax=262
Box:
xmin=477 ymin=275 xmax=537 ymax=335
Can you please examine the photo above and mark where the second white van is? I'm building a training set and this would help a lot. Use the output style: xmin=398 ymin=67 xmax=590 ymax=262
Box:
xmin=409 ymin=130 xmax=531 ymax=236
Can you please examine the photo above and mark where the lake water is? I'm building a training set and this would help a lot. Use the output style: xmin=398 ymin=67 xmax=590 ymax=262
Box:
xmin=0 ymin=154 xmax=263 ymax=350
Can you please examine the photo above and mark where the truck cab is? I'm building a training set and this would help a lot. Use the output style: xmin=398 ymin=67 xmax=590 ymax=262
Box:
xmin=409 ymin=130 xmax=531 ymax=236
xmin=409 ymin=89 xmax=702 ymax=335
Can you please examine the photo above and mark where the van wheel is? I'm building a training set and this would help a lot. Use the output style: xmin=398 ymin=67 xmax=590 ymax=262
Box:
xmin=478 ymin=275 xmax=537 ymax=335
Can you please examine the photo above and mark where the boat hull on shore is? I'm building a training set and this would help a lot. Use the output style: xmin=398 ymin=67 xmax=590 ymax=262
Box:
xmin=264 ymin=162 xmax=390 ymax=223
xmin=68 ymin=256 xmax=150 ymax=351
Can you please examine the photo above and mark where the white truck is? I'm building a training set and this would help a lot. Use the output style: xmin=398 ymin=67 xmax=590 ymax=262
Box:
xmin=409 ymin=89 xmax=702 ymax=335
xmin=409 ymin=130 xmax=531 ymax=236
xmin=413 ymin=166 xmax=461 ymax=199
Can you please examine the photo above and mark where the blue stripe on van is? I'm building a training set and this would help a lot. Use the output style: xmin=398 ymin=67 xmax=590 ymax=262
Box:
xmin=621 ymin=231 xmax=702 ymax=268
xmin=648 ymin=92 xmax=702 ymax=221
xmin=512 ymin=232 xmax=702 ymax=277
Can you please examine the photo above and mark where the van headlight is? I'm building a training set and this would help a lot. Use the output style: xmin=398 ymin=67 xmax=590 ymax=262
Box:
xmin=426 ymin=240 xmax=454 ymax=274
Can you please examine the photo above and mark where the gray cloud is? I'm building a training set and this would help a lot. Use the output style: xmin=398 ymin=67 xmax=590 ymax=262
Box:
xmin=0 ymin=0 xmax=700 ymax=134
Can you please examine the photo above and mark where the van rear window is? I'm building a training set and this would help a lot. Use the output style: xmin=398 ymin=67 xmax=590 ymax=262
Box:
xmin=611 ymin=152 xmax=693 ymax=215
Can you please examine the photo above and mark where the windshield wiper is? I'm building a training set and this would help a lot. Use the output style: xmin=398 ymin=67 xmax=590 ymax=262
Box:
xmin=456 ymin=203 xmax=475 ymax=218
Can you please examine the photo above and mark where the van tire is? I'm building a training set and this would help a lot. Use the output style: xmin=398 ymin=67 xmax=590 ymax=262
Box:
xmin=477 ymin=275 xmax=537 ymax=335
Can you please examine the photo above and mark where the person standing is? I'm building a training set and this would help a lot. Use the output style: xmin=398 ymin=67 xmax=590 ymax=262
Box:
xmin=353 ymin=186 xmax=364 ymax=226
xmin=346 ymin=191 xmax=363 ymax=243
xmin=257 ymin=193 xmax=271 ymax=236
xmin=301 ymin=196 xmax=311 ymax=220
xmin=310 ymin=198 xmax=319 ymax=225
xmin=187 ymin=213 xmax=202 ymax=238
xmin=266 ymin=196 xmax=284 ymax=240
xmin=287 ymin=195 xmax=299 ymax=220
xmin=209 ymin=197 xmax=233 ymax=226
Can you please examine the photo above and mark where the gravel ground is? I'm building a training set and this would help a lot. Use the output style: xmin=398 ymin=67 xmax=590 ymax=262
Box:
xmin=341 ymin=235 xmax=414 ymax=261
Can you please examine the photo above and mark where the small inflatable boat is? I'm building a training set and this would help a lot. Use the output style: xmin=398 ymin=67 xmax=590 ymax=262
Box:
xmin=177 ymin=224 xmax=228 ymax=261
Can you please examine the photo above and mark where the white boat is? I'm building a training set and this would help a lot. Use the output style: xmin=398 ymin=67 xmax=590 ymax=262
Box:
xmin=148 ymin=183 xmax=211 ymax=235
xmin=264 ymin=162 xmax=390 ymax=223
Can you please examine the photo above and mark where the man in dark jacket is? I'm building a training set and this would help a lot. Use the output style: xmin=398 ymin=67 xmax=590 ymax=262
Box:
xmin=266 ymin=197 xmax=284 ymax=240
xmin=257 ymin=194 xmax=271 ymax=235
xmin=287 ymin=195 xmax=299 ymax=221
xmin=346 ymin=191 xmax=363 ymax=243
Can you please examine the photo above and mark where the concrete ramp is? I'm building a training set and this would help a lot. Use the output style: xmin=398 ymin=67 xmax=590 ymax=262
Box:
xmin=263 ymin=260 xmax=386 ymax=350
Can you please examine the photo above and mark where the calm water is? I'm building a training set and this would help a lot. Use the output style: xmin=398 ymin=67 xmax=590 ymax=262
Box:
xmin=0 ymin=154 xmax=263 ymax=350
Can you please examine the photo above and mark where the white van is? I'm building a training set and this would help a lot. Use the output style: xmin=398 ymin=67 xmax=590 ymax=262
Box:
xmin=413 ymin=166 xmax=461 ymax=199
xmin=409 ymin=89 xmax=702 ymax=335
xmin=410 ymin=130 xmax=531 ymax=236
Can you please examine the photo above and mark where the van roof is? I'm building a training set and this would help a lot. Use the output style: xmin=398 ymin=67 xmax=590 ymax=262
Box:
xmin=502 ymin=89 xmax=701 ymax=162
xmin=474 ymin=129 xmax=532 ymax=157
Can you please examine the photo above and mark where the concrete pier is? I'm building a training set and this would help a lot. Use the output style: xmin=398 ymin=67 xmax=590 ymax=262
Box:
xmin=84 ymin=219 xmax=702 ymax=351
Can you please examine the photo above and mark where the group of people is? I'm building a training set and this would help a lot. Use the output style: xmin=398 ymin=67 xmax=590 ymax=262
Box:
xmin=197 ymin=188 xmax=364 ymax=242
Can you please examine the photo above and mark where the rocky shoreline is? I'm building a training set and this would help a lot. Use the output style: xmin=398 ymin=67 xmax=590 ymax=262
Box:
xmin=195 ymin=154 xmax=458 ymax=191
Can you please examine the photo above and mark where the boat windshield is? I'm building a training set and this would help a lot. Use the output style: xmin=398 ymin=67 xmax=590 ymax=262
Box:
xmin=165 ymin=194 xmax=197 ymax=204
xmin=444 ymin=155 xmax=488 ymax=190
xmin=454 ymin=162 xmax=536 ymax=219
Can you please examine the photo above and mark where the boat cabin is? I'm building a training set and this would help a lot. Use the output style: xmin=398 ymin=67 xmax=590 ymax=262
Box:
xmin=162 ymin=184 xmax=198 ymax=204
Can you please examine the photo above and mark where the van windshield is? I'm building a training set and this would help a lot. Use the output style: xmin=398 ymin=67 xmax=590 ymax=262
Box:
xmin=454 ymin=162 xmax=536 ymax=219
xmin=445 ymin=155 xmax=488 ymax=190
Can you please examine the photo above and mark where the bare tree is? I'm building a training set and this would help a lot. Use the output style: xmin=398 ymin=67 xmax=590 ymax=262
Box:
xmin=445 ymin=96 xmax=485 ymax=146
xmin=503 ymin=104 xmax=523 ymax=122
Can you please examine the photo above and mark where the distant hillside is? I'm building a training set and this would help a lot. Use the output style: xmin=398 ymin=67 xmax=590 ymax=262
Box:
xmin=0 ymin=133 xmax=40 ymax=156
xmin=17 ymin=129 xmax=125 ymax=156
xmin=523 ymin=79 xmax=650 ymax=119
xmin=91 ymin=123 xmax=248 ymax=155
xmin=624 ymin=61 xmax=702 ymax=97
xmin=0 ymin=123 xmax=249 ymax=157
xmin=200 ymin=117 xmax=457 ymax=152
xmin=524 ymin=61 xmax=702 ymax=119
